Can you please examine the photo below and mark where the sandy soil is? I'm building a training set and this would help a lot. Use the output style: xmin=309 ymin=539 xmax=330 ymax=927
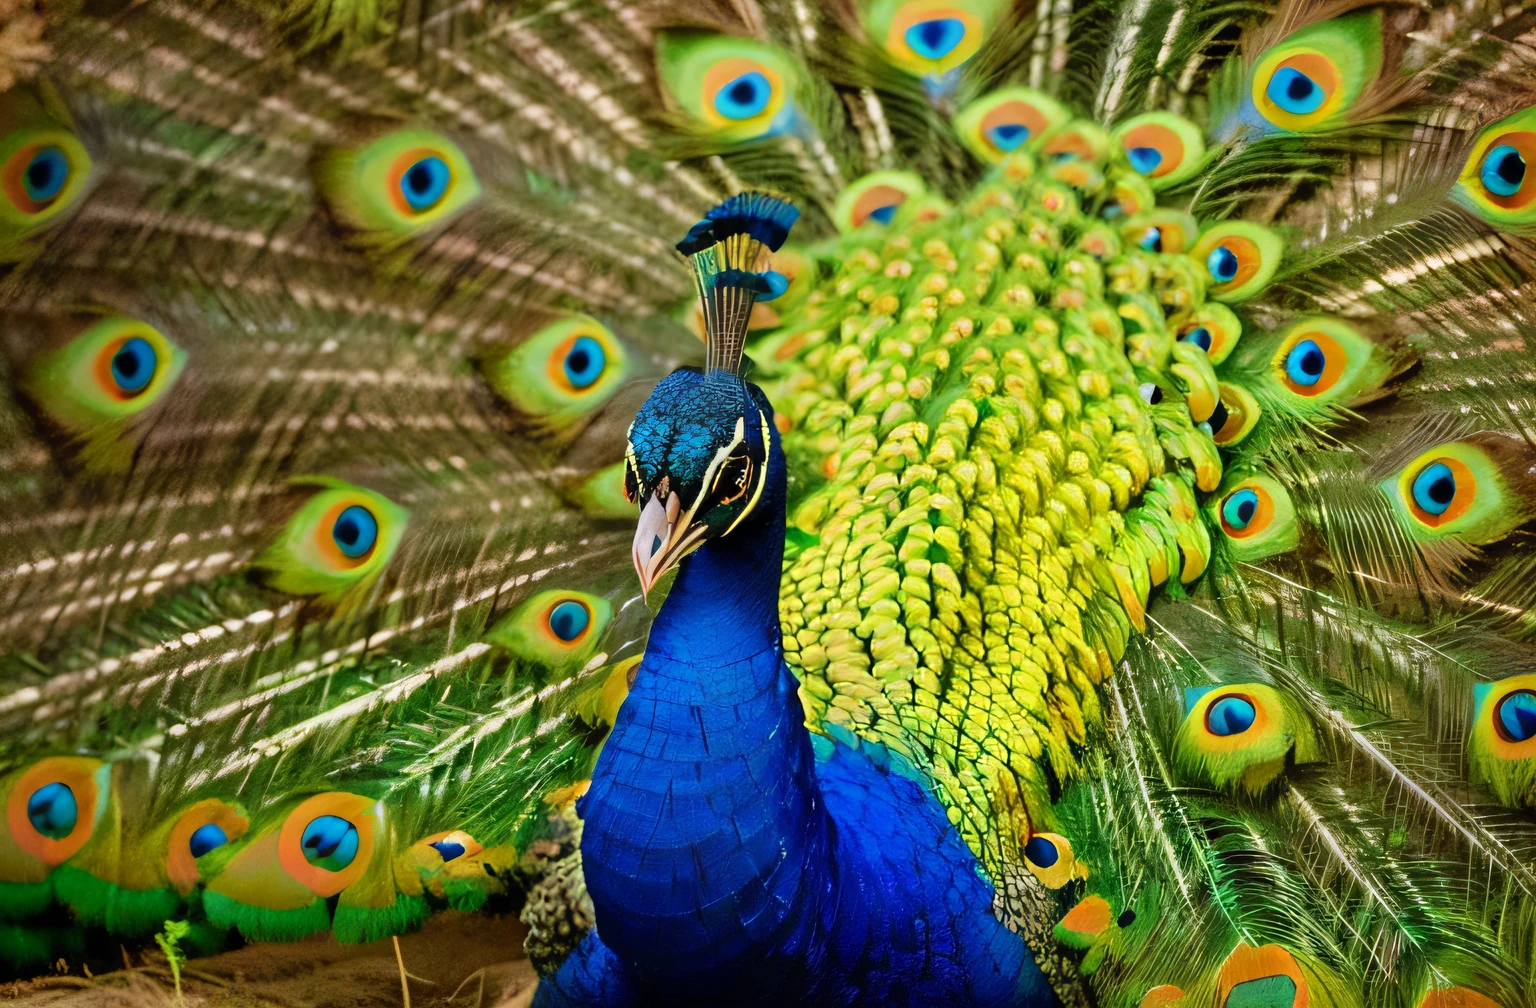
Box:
xmin=0 ymin=915 xmax=538 ymax=1008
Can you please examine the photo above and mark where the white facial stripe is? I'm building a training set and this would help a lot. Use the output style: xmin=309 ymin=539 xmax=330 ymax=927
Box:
xmin=680 ymin=415 xmax=748 ymax=527
xmin=723 ymin=409 xmax=772 ymax=538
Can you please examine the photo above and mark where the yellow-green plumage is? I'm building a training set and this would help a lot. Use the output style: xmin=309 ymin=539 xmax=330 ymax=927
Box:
xmin=0 ymin=2 xmax=1535 ymax=1006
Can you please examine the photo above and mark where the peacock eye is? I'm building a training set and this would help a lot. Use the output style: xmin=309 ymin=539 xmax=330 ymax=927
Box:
xmin=1481 ymin=144 xmax=1527 ymax=197
xmin=255 ymin=479 xmax=408 ymax=604
xmin=1 ymin=127 xmax=92 ymax=225
xmin=656 ymin=32 xmax=795 ymax=140
xmin=487 ymin=588 xmax=612 ymax=668
xmin=1020 ymin=830 xmax=1077 ymax=887
xmin=1138 ymin=227 xmax=1163 ymax=252
xmin=1112 ymin=112 xmax=1204 ymax=189
xmin=905 ymin=17 xmax=966 ymax=59
xmin=301 ymin=814 xmax=361 ymax=871
xmin=395 ymin=153 xmax=453 ymax=213
xmin=485 ymin=316 xmax=628 ymax=424
xmin=330 ymin=504 xmax=379 ymax=561
xmin=955 ymin=88 xmax=1070 ymax=163
xmin=27 ymin=782 xmax=77 ymax=839
xmin=1023 ymin=835 xmax=1059 ymax=867
xmin=1405 ymin=456 xmax=1472 ymax=526
xmin=1189 ymin=222 xmax=1281 ymax=303
xmin=1220 ymin=488 xmax=1261 ymax=532
xmin=560 ymin=335 xmax=607 ymax=391
xmin=1284 ymin=338 xmax=1326 ymax=387
xmin=1247 ymin=13 xmax=1380 ymax=134
xmin=107 ymin=337 xmax=157 ymax=396
xmin=1496 ymin=690 xmax=1536 ymax=743
xmin=188 ymin=823 xmax=229 ymax=858
xmin=1205 ymin=695 xmax=1257 ymax=736
xmin=1209 ymin=476 xmax=1297 ymax=560
xmin=714 ymin=71 xmax=773 ymax=119
xmin=1138 ymin=382 xmax=1163 ymax=405
xmin=317 ymin=129 xmax=480 ymax=238
xmin=547 ymin=599 xmax=593 ymax=643
xmin=833 ymin=171 xmax=927 ymax=232
xmin=877 ymin=2 xmax=989 ymax=75
xmin=1265 ymin=64 xmax=1328 ymax=115
xmin=1179 ymin=326 xmax=1212 ymax=352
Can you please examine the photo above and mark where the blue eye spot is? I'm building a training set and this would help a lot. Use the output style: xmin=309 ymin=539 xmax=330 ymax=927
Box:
xmin=1496 ymin=690 xmax=1536 ymax=742
xmin=1284 ymin=339 xmax=1325 ymax=386
xmin=188 ymin=823 xmax=229 ymax=858
xmin=300 ymin=814 xmax=360 ymax=871
xmin=714 ymin=71 xmax=772 ymax=120
xmin=1411 ymin=462 xmax=1456 ymax=516
xmin=1480 ymin=144 xmax=1526 ymax=198
xmin=110 ymin=337 xmax=158 ymax=395
xmin=1180 ymin=326 xmax=1212 ymax=352
xmin=1206 ymin=695 xmax=1257 ymax=736
xmin=332 ymin=505 xmax=379 ymax=559
xmin=1127 ymin=146 xmax=1163 ymax=175
xmin=905 ymin=18 xmax=966 ymax=60
xmin=430 ymin=839 xmax=467 ymax=862
xmin=1221 ymin=488 xmax=1259 ymax=530
xmin=548 ymin=600 xmax=591 ymax=642
xmin=1137 ymin=227 xmax=1162 ymax=252
xmin=1024 ymin=836 xmax=1059 ymax=868
xmin=400 ymin=156 xmax=451 ymax=212
xmin=986 ymin=124 xmax=1029 ymax=152
xmin=23 ymin=146 xmax=69 ymax=203
xmin=1266 ymin=66 xmax=1325 ymax=115
xmin=26 ymin=782 xmax=78 ymax=840
xmin=868 ymin=204 xmax=899 ymax=225
xmin=1207 ymin=244 xmax=1239 ymax=283
xmin=562 ymin=335 xmax=606 ymax=390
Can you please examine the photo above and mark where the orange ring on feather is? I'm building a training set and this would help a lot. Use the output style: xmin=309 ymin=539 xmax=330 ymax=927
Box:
xmin=1405 ymin=455 xmax=1476 ymax=528
xmin=1120 ymin=124 xmax=1184 ymax=179
xmin=1478 ymin=132 xmax=1536 ymax=211
xmin=6 ymin=758 xmax=104 ymax=866
xmin=312 ymin=499 xmax=378 ymax=570
xmin=277 ymin=792 xmax=378 ymax=897
xmin=386 ymin=148 xmax=450 ymax=217
xmin=851 ymin=184 xmax=909 ymax=227
xmin=167 ymin=799 xmax=249 ymax=894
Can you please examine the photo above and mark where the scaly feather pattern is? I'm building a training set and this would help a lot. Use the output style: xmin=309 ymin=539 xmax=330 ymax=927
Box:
xmin=2 ymin=1 xmax=1536 ymax=1006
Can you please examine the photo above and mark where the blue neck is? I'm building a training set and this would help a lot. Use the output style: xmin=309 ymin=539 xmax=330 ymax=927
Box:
xmin=578 ymin=438 xmax=830 ymax=993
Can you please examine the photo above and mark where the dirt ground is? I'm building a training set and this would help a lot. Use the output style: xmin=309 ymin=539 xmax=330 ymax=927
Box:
xmin=0 ymin=915 xmax=538 ymax=1008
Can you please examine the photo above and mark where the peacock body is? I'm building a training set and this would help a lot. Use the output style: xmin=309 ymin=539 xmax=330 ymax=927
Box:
xmin=1 ymin=1 xmax=1535 ymax=1007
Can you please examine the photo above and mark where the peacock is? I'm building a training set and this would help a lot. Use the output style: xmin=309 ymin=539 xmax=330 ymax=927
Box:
xmin=2 ymin=0 xmax=1536 ymax=1005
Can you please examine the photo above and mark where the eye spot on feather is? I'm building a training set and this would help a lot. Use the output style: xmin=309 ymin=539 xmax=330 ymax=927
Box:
xmin=394 ymin=153 xmax=452 ymax=214
xmin=301 ymin=814 xmax=361 ymax=872
xmin=1220 ymin=488 xmax=1260 ymax=533
xmin=1022 ymin=831 xmax=1081 ymax=887
xmin=1137 ymin=382 xmax=1163 ymax=405
xmin=188 ymin=823 xmax=228 ymax=858
xmin=559 ymin=335 xmax=607 ymax=391
xmin=906 ymin=18 xmax=966 ymax=59
xmin=1 ymin=129 xmax=91 ymax=225
xmin=1179 ymin=326 xmax=1212 ymax=352
xmin=317 ymin=129 xmax=480 ymax=238
xmin=1266 ymin=65 xmax=1326 ymax=115
xmin=1274 ymin=328 xmax=1346 ymax=396
xmin=1191 ymin=223 xmax=1280 ymax=302
xmin=1496 ymin=690 xmax=1536 ymax=743
xmin=955 ymin=88 xmax=1069 ymax=163
xmin=1205 ymin=695 xmax=1257 ymax=736
xmin=1480 ymin=144 xmax=1526 ymax=197
xmin=881 ymin=3 xmax=987 ymax=75
xmin=547 ymin=599 xmax=593 ymax=643
xmin=318 ymin=502 xmax=379 ymax=568
xmin=714 ymin=71 xmax=772 ymax=119
xmin=1406 ymin=456 xmax=1473 ymax=527
xmin=1210 ymin=477 xmax=1296 ymax=559
xmin=430 ymin=839 xmax=467 ymax=862
xmin=856 ymin=185 xmax=906 ymax=226
xmin=26 ymin=782 xmax=77 ymax=840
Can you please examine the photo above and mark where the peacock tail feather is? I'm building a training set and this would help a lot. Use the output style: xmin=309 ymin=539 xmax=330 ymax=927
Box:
xmin=1 ymin=0 xmax=1535 ymax=1005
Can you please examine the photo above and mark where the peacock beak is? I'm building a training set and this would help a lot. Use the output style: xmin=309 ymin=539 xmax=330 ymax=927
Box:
xmin=632 ymin=489 xmax=709 ymax=595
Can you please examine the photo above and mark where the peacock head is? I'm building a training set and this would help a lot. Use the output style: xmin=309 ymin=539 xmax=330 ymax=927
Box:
xmin=625 ymin=369 xmax=775 ymax=593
